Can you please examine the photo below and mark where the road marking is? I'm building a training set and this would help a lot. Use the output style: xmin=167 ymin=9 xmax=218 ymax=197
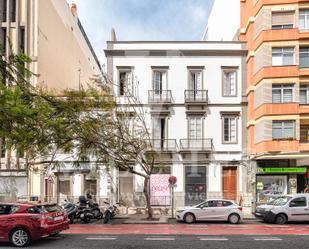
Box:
xmin=145 ymin=237 xmax=175 ymax=241
xmin=86 ymin=237 xmax=117 ymax=240
xmin=199 ymin=237 xmax=228 ymax=241
xmin=253 ymin=237 xmax=282 ymax=241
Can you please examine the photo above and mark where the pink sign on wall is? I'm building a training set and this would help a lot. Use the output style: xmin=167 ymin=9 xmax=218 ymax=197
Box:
xmin=150 ymin=174 xmax=170 ymax=206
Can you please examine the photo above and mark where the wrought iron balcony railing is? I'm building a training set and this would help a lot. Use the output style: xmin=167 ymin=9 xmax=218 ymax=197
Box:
xmin=179 ymin=139 xmax=213 ymax=151
xmin=184 ymin=90 xmax=208 ymax=103
xmin=148 ymin=90 xmax=172 ymax=104
xmin=149 ymin=139 xmax=177 ymax=151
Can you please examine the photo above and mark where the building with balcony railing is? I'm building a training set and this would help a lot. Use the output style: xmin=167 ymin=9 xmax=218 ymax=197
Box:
xmin=240 ymin=0 xmax=309 ymax=204
xmin=105 ymin=39 xmax=248 ymax=208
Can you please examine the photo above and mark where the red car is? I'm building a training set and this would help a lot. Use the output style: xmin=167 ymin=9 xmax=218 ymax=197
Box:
xmin=0 ymin=202 xmax=69 ymax=247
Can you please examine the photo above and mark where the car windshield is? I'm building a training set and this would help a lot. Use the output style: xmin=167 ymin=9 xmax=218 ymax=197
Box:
xmin=268 ymin=196 xmax=292 ymax=206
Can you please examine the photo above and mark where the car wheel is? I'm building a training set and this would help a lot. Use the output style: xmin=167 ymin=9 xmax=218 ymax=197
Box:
xmin=184 ymin=213 xmax=195 ymax=224
xmin=10 ymin=228 xmax=31 ymax=247
xmin=228 ymin=214 xmax=240 ymax=224
xmin=275 ymin=214 xmax=287 ymax=225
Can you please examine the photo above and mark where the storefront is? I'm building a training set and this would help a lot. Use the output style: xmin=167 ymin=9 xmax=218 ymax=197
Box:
xmin=256 ymin=166 xmax=308 ymax=204
xmin=185 ymin=166 xmax=206 ymax=206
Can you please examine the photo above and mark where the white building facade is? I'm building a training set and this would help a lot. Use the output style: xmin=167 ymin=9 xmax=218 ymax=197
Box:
xmin=105 ymin=41 xmax=252 ymax=213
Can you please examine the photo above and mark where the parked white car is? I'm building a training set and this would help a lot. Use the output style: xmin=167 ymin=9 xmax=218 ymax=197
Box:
xmin=255 ymin=194 xmax=309 ymax=224
xmin=176 ymin=199 xmax=244 ymax=224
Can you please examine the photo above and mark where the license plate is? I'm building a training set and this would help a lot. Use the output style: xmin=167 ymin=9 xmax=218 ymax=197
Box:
xmin=54 ymin=216 xmax=64 ymax=221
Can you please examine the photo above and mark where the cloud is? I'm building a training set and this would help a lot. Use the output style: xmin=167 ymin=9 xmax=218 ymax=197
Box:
xmin=67 ymin=0 xmax=214 ymax=64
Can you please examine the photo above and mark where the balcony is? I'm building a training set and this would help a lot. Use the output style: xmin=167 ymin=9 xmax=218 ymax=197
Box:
xmin=149 ymin=139 xmax=177 ymax=152
xmin=184 ymin=90 xmax=208 ymax=104
xmin=148 ymin=90 xmax=172 ymax=104
xmin=179 ymin=139 xmax=213 ymax=152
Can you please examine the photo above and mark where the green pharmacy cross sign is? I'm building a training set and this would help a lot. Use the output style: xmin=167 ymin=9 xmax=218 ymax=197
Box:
xmin=258 ymin=167 xmax=307 ymax=174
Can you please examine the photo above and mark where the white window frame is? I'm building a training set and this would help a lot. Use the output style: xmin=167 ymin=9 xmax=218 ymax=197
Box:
xmin=152 ymin=70 xmax=167 ymax=92
xmin=271 ymin=11 xmax=294 ymax=30
xmin=300 ymin=47 xmax=309 ymax=68
xmin=118 ymin=70 xmax=133 ymax=96
xmin=188 ymin=117 xmax=203 ymax=139
xmin=222 ymin=115 xmax=238 ymax=144
xmin=222 ymin=70 xmax=237 ymax=97
xmin=299 ymin=9 xmax=309 ymax=30
xmin=300 ymin=85 xmax=309 ymax=104
xmin=272 ymin=120 xmax=295 ymax=139
xmin=272 ymin=47 xmax=295 ymax=66
xmin=272 ymin=84 xmax=294 ymax=103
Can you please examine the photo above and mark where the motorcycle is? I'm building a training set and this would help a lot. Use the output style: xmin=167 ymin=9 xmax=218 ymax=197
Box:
xmin=62 ymin=200 xmax=78 ymax=224
xmin=103 ymin=201 xmax=118 ymax=224
xmin=77 ymin=196 xmax=103 ymax=223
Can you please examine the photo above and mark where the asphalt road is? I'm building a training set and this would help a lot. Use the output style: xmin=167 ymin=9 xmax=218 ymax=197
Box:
xmin=1 ymin=234 xmax=309 ymax=249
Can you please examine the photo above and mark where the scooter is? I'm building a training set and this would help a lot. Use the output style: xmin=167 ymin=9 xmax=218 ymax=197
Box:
xmin=103 ymin=201 xmax=118 ymax=224
xmin=76 ymin=196 xmax=95 ymax=223
xmin=62 ymin=200 xmax=78 ymax=224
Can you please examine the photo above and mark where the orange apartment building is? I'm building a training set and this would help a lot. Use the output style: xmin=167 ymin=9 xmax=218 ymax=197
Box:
xmin=240 ymin=0 xmax=309 ymax=203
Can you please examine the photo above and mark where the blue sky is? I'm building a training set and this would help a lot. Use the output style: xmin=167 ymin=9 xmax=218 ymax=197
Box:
xmin=67 ymin=0 xmax=214 ymax=63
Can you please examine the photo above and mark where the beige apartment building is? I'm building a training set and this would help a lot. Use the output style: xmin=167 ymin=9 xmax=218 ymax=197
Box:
xmin=0 ymin=0 xmax=102 ymax=202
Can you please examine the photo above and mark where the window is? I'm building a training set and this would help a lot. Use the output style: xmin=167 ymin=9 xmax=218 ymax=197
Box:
xmin=256 ymin=175 xmax=287 ymax=203
xmin=188 ymin=117 xmax=202 ymax=139
xmin=222 ymin=116 xmax=237 ymax=143
xmin=0 ymin=205 xmax=18 ymax=215
xmin=19 ymin=27 xmax=25 ymax=53
xmin=189 ymin=70 xmax=202 ymax=91
xmin=299 ymin=10 xmax=309 ymax=30
xmin=153 ymin=70 xmax=167 ymax=93
xmin=2 ymin=0 xmax=7 ymax=22
xmin=10 ymin=0 xmax=16 ymax=22
xmin=119 ymin=71 xmax=132 ymax=96
xmin=185 ymin=166 xmax=206 ymax=206
xmin=1 ymin=28 xmax=7 ymax=53
xmin=272 ymin=47 xmax=294 ymax=66
xmin=300 ymin=85 xmax=309 ymax=104
xmin=222 ymin=70 xmax=237 ymax=96
xmin=300 ymin=125 xmax=309 ymax=143
xmin=0 ymin=137 xmax=5 ymax=158
xmin=152 ymin=117 xmax=166 ymax=149
xmin=272 ymin=84 xmax=293 ymax=103
xmin=272 ymin=120 xmax=295 ymax=139
xmin=289 ymin=197 xmax=307 ymax=207
xmin=300 ymin=47 xmax=309 ymax=68
xmin=27 ymin=207 xmax=41 ymax=214
xmin=272 ymin=11 xmax=294 ymax=30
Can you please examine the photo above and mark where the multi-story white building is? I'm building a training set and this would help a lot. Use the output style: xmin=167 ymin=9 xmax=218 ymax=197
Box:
xmin=105 ymin=40 xmax=252 ymax=213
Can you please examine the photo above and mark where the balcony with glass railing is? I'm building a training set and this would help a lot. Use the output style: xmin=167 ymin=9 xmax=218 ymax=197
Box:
xmin=184 ymin=90 xmax=208 ymax=104
xmin=179 ymin=138 xmax=213 ymax=152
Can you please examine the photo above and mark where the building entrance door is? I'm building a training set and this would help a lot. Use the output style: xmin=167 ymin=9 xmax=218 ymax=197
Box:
xmin=222 ymin=167 xmax=237 ymax=200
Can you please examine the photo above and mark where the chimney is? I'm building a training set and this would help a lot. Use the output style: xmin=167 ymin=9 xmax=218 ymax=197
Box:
xmin=111 ymin=28 xmax=117 ymax=42
xmin=71 ymin=3 xmax=77 ymax=16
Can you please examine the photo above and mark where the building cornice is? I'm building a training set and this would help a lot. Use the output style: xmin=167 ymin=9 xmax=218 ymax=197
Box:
xmin=105 ymin=49 xmax=248 ymax=57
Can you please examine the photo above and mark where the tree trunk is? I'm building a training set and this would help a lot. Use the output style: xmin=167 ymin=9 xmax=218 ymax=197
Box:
xmin=143 ymin=176 xmax=153 ymax=220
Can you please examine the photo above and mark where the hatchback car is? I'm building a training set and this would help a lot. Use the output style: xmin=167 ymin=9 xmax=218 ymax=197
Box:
xmin=0 ymin=202 xmax=69 ymax=247
xmin=176 ymin=199 xmax=244 ymax=224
